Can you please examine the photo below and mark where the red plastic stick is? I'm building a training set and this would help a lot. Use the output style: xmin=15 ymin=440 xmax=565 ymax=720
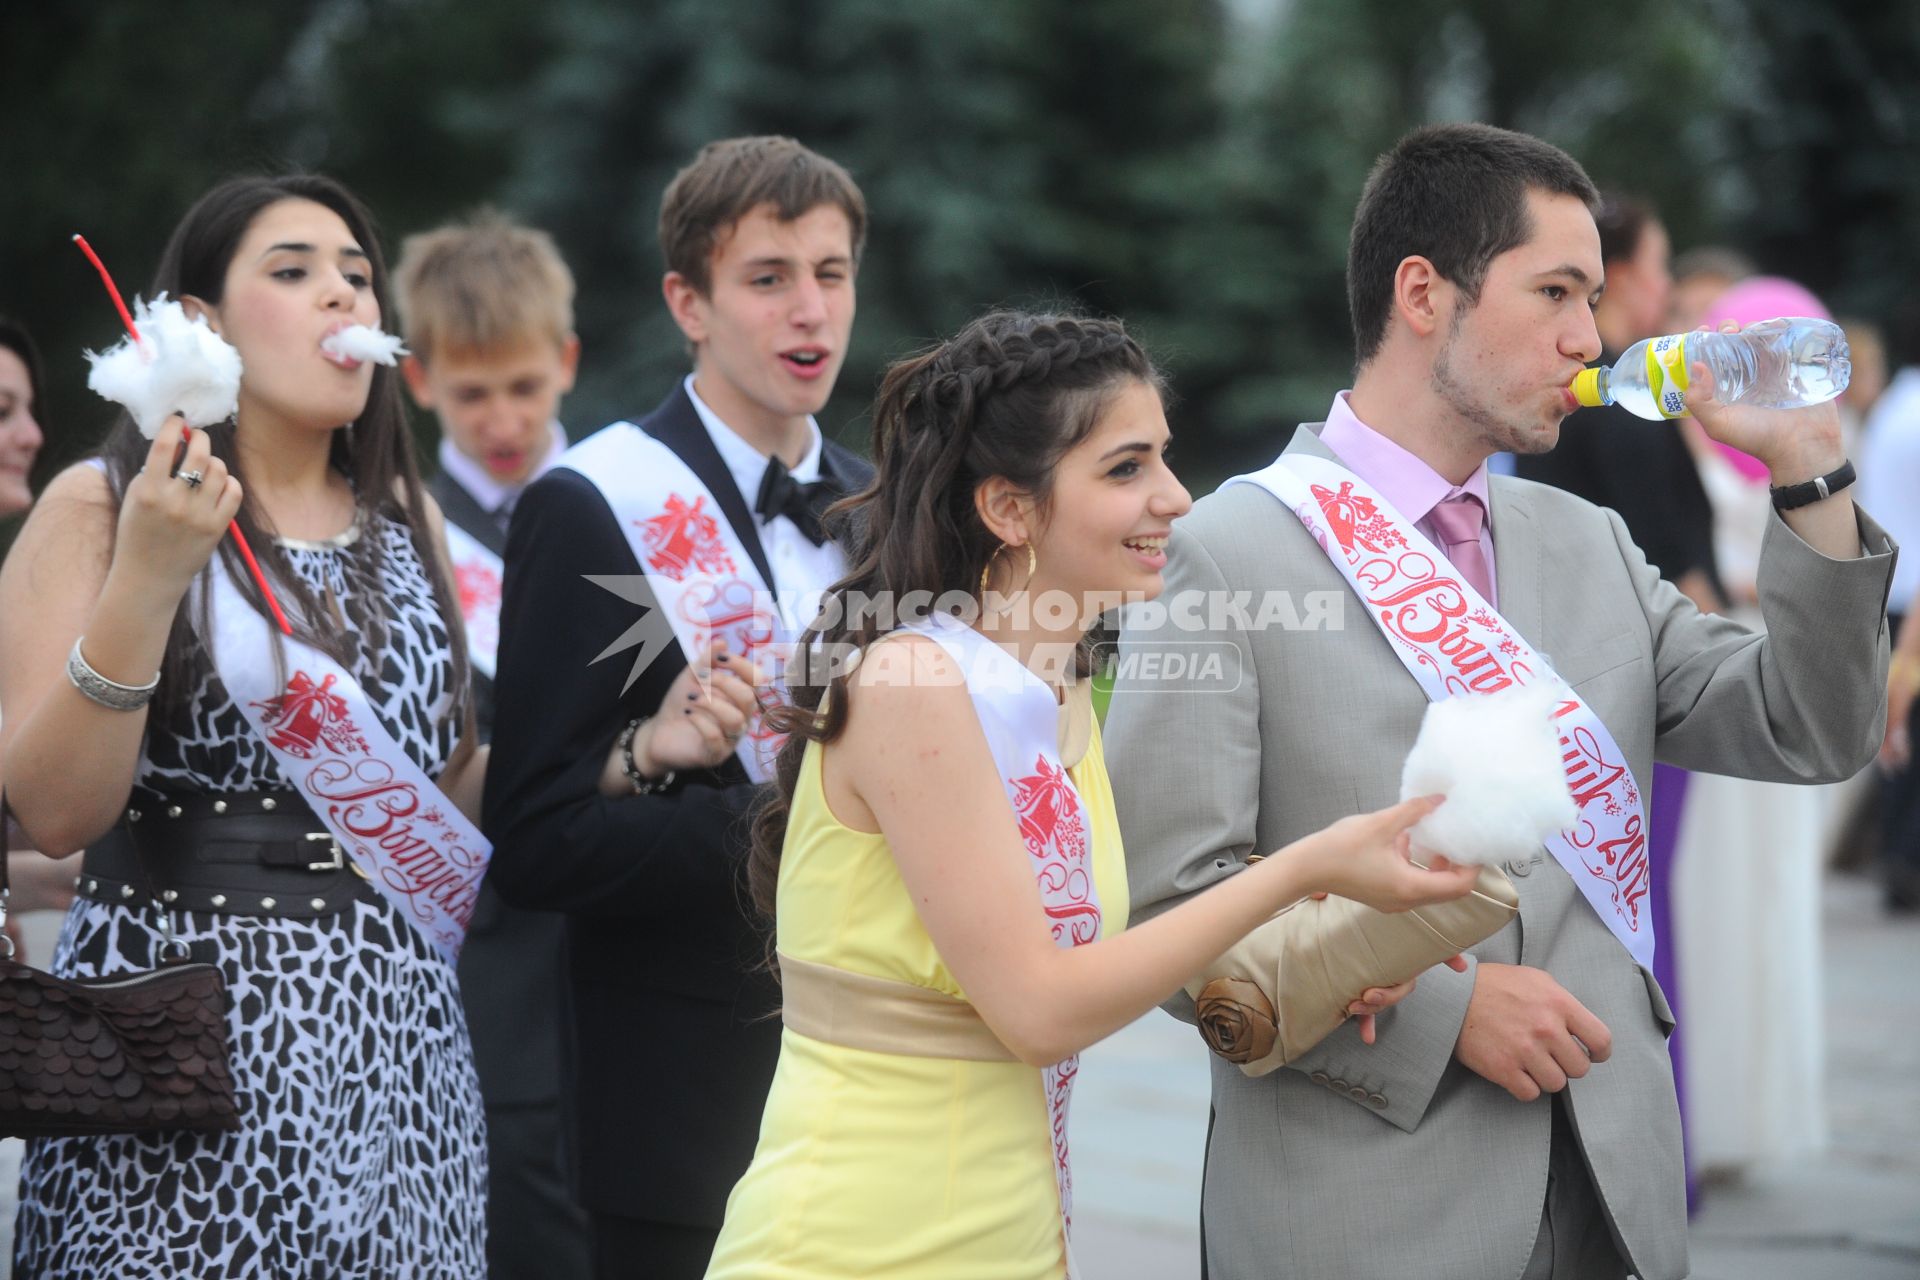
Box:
xmin=72 ymin=233 xmax=294 ymax=636
xmin=227 ymin=522 xmax=293 ymax=634
xmin=71 ymin=235 xmax=140 ymax=343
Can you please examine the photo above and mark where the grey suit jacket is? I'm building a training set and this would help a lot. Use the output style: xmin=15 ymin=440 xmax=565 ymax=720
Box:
xmin=1105 ymin=425 xmax=1896 ymax=1280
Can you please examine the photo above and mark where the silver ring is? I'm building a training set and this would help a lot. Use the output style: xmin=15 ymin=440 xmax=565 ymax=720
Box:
xmin=176 ymin=468 xmax=206 ymax=490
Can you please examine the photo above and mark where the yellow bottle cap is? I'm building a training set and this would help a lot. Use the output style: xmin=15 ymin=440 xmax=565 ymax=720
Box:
xmin=1570 ymin=368 xmax=1605 ymax=407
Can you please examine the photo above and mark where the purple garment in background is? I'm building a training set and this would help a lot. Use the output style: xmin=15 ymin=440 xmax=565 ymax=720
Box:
xmin=1648 ymin=762 xmax=1697 ymax=1212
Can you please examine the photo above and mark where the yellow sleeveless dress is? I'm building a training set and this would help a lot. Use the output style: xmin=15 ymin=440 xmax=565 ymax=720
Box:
xmin=704 ymin=718 xmax=1129 ymax=1280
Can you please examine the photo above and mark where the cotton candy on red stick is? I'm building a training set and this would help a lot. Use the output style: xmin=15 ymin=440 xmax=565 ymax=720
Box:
xmin=84 ymin=295 xmax=241 ymax=437
xmin=71 ymin=233 xmax=292 ymax=635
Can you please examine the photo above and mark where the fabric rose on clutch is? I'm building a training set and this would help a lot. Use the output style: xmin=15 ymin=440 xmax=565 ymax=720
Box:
xmin=1194 ymin=977 xmax=1278 ymax=1064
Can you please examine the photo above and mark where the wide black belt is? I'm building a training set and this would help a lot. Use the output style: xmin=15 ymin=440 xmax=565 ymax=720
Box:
xmin=79 ymin=790 xmax=380 ymax=920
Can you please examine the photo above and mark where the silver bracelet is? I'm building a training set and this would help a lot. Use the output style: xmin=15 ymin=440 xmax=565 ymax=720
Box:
xmin=66 ymin=637 xmax=160 ymax=712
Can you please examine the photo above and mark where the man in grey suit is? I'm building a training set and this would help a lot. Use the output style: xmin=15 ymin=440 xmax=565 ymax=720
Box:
xmin=1106 ymin=123 xmax=1895 ymax=1280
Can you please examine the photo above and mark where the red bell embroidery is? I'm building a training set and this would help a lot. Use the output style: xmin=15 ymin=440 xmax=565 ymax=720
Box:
xmin=639 ymin=494 xmax=737 ymax=582
xmin=250 ymin=671 xmax=368 ymax=759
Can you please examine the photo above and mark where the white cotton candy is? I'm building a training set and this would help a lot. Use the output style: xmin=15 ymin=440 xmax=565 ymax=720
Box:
xmin=84 ymin=295 xmax=243 ymax=439
xmin=320 ymin=324 xmax=407 ymax=366
xmin=1398 ymin=682 xmax=1577 ymax=867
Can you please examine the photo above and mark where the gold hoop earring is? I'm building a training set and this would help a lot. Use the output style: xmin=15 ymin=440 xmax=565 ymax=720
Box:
xmin=978 ymin=542 xmax=1039 ymax=597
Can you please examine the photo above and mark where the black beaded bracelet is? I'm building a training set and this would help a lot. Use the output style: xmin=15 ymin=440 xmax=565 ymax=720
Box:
xmin=617 ymin=716 xmax=677 ymax=796
xmin=1769 ymin=460 xmax=1856 ymax=511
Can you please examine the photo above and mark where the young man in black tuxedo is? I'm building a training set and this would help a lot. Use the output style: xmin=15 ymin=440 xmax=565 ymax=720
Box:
xmin=485 ymin=137 xmax=872 ymax=1280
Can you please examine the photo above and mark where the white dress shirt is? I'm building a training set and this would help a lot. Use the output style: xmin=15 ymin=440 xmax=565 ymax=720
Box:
xmin=683 ymin=375 xmax=848 ymax=613
xmin=437 ymin=421 xmax=569 ymax=528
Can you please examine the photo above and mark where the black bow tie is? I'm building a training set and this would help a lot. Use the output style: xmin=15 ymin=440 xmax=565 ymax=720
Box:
xmin=753 ymin=456 xmax=843 ymax=546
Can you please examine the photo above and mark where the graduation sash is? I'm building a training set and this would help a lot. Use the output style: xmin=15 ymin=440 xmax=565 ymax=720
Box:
xmin=562 ymin=422 xmax=843 ymax=783
xmin=904 ymin=614 xmax=1103 ymax=1268
xmin=195 ymin=560 xmax=489 ymax=962
xmin=1227 ymin=453 xmax=1654 ymax=968
xmin=441 ymin=518 xmax=502 ymax=680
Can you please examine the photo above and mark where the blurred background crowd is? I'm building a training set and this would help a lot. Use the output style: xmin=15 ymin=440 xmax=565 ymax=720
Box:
xmin=3 ymin=0 xmax=1916 ymax=485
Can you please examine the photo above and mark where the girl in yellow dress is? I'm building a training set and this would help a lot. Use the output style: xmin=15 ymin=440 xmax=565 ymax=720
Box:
xmin=704 ymin=311 xmax=1481 ymax=1279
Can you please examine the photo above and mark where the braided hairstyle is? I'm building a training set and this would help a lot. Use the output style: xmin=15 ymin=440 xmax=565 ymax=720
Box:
xmin=746 ymin=309 xmax=1162 ymax=929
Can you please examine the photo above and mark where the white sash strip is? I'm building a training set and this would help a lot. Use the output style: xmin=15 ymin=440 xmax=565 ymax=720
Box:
xmin=196 ymin=562 xmax=490 ymax=962
xmin=441 ymin=519 xmax=501 ymax=680
xmin=902 ymin=614 xmax=1101 ymax=1268
xmin=563 ymin=424 xmax=845 ymax=783
xmin=1227 ymin=454 xmax=1654 ymax=968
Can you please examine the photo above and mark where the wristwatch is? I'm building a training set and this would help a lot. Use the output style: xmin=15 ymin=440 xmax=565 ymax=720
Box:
xmin=1769 ymin=460 xmax=1855 ymax=511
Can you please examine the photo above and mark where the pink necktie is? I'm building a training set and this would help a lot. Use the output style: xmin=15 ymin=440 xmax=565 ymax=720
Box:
xmin=1428 ymin=494 xmax=1493 ymax=603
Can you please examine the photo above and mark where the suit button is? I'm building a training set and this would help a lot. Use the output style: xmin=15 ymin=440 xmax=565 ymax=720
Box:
xmin=1348 ymin=1085 xmax=1370 ymax=1102
xmin=1368 ymin=1093 xmax=1388 ymax=1109
xmin=1328 ymin=1078 xmax=1348 ymax=1092
xmin=1507 ymin=855 xmax=1533 ymax=878
xmin=1310 ymin=1072 xmax=1330 ymax=1086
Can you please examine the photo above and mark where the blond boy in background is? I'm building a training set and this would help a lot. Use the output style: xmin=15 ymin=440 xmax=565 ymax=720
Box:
xmin=394 ymin=213 xmax=590 ymax=1280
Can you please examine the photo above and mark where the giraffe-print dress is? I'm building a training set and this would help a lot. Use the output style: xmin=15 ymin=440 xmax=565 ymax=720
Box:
xmin=14 ymin=515 xmax=487 ymax=1279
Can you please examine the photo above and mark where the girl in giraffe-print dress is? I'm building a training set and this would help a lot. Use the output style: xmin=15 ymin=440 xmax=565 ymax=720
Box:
xmin=0 ymin=176 xmax=488 ymax=1277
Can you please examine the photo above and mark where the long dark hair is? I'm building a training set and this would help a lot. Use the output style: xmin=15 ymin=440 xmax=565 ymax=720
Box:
xmin=93 ymin=174 xmax=469 ymax=726
xmin=746 ymin=309 xmax=1162 ymax=926
xmin=0 ymin=317 xmax=48 ymax=431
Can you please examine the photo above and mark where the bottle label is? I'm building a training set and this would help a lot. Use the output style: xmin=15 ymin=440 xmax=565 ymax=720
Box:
xmin=1645 ymin=333 xmax=1690 ymax=419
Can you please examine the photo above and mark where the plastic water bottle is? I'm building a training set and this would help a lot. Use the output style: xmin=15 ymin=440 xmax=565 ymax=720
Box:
xmin=1569 ymin=317 xmax=1852 ymax=420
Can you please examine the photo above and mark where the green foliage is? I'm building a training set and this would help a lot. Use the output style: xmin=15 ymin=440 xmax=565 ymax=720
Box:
xmin=1 ymin=0 xmax=1911 ymax=523
xmin=1710 ymin=0 xmax=1920 ymax=329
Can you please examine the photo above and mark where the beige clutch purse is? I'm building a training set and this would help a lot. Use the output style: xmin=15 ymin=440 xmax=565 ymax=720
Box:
xmin=1183 ymin=862 xmax=1520 ymax=1076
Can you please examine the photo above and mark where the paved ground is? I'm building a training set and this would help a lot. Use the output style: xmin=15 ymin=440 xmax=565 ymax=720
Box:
xmin=1070 ymin=870 xmax=1920 ymax=1279
xmin=5 ymin=877 xmax=1908 ymax=1277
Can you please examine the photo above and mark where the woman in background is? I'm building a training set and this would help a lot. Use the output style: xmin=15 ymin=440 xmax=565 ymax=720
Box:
xmin=1673 ymin=277 xmax=1841 ymax=1181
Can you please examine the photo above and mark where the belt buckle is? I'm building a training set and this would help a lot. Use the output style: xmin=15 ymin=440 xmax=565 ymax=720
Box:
xmin=304 ymin=832 xmax=345 ymax=872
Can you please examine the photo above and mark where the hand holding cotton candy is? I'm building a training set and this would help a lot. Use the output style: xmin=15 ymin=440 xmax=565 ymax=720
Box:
xmin=320 ymin=325 xmax=406 ymax=367
xmin=84 ymin=295 xmax=242 ymax=439
xmin=71 ymin=231 xmax=292 ymax=635
xmin=1398 ymin=683 xmax=1577 ymax=867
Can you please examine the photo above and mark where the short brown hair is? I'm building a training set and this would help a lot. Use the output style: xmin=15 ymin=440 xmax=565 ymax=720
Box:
xmin=393 ymin=210 xmax=576 ymax=362
xmin=1348 ymin=124 xmax=1598 ymax=367
xmin=658 ymin=136 xmax=867 ymax=295
xmin=1594 ymin=193 xmax=1657 ymax=267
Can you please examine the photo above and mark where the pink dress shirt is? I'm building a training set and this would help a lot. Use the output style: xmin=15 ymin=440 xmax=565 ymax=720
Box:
xmin=1316 ymin=391 xmax=1499 ymax=606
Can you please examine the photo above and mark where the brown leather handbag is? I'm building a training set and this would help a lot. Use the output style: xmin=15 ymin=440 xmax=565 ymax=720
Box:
xmin=0 ymin=793 xmax=240 ymax=1138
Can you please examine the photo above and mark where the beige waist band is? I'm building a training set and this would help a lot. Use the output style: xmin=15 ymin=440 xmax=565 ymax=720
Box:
xmin=778 ymin=953 xmax=1017 ymax=1063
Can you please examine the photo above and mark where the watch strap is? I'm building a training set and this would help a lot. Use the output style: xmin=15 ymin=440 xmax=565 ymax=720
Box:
xmin=1770 ymin=459 xmax=1856 ymax=511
